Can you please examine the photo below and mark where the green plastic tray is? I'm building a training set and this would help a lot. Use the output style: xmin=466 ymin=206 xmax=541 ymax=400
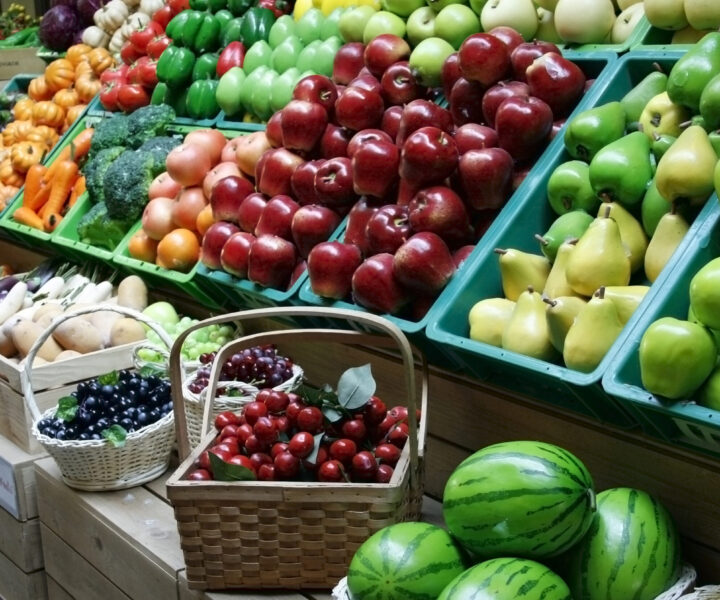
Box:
xmin=634 ymin=24 xmax=698 ymax=52
xmin=425 ymin=50 xmax=699 ymax=427
xmin=216 ymin=110 xmax=267 ymax=132
xmin=87 ymin=96 xmax=222 ymax=128
xmin=603 ymin=202 xmax=720 ymax=458
xmin=558 ymin=15 xmax=652 ymax=54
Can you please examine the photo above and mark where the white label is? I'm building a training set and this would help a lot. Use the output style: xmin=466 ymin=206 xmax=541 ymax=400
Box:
xmin=0 ymin=456 xmax=18 ymax=519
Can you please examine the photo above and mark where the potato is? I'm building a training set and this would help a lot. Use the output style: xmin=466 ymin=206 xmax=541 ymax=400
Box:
xmin=117 ymin=276 xmax=148 ymax=312
xmin=0 ymin=327 xmax=16 ymax=357
xmin=88 ymin=311 xmax=123 ymax=347
xmin=34 ymin=305 xmax=65 ymax=330
xmin=54 ymin=350 xmax=82 ymax=362
xmin=12 ymin=320 xmax=63 ymax=361
xmin=110 ymin=318 xmax=146 ymax=347
xmin=62 ymin=303 xmax=94 ymax=322
xmin=52 ymin=318 xmax=104 ymax=354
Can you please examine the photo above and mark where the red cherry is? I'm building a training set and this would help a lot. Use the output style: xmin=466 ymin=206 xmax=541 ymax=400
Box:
xmin=288 ymin=431 xmax=315 ymax=458
xmin=329 ymin=438 xmax=357 ymax=464
xmin=264 ymin=390 xmax=291 ymax=414
xmin=274 ymin=451 xmax=301 ymax=479
xmin=273 ymin=415 xmax=290 ymax=433
xmin=215 ymin=411 xmax=239 ymax=430
xmin=198 ymin=450 xmax=211 ymax=470
xmin=236 ymin=423 xmax=254 ymax=444
xmin=351 ymin=450 xmax=378 ymax=480
xmin=374 ymin=442 xmax=401 ymax=466
xmin=296 ymin=406 xmax=324 ymax=433
xmin=188 ymin=468 xmax=212 ymax=480
xmin=364 ymin=396 xmax=387 ymax=425
xmin=341 ymin=417 xmax=367 ymax=444
xmin=303 ymin=445 xmax=328 ymax=471
xmin=244 ymin=401 xmax=268 ymax=426
xmin=219 ymin=424 xmax=239 ymax=440
xmin=249 ymin=452 xmax=273 ymax=471
xmin=271 ymin=442 xmax=289 ymax=458
xmin=208 ymin=447 xmax=233 ymax=463
xmin=258 ymin=463 xmax=276 ymax=480
xmin=215 ymin=439 xmax=240 ymax=456
xmin=228 ymin=454 xmax=256 ymax=474
xmin=253 ymin=416 xmax=278 ymax=444
xmin=244 ymin=434 xmax=267 ymax=454
xmin=286 ymin=399 xmax=306 ymax=423
xmin=388 ymin=422 xmax=409 ymax=447
xmin=318 ymin=459 xmax=345 ymax=482
xmin=375 ymin=463 xmax=394 ymax=483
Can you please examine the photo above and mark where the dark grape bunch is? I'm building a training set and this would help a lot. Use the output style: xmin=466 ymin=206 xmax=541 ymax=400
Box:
xmin=37 ymin=370 xmax=172 ymax=441
xmin=187 ymin=344 xmax=295 ymax=395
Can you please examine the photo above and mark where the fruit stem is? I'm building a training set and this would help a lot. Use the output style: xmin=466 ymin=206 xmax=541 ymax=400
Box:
xmin=652 ymin=62 xmax=664 ymax=73
xmin=527 ymin=285 xmax=534 ymax=294
xmin=542 ymin=296 xmax=557 ymax=308
xmin=679 ymin=120 xmax=692 ymax=129
xmin=587 ymin=488 xmax=597 ymax=512
xmin=493 ymin=248 xmax=507 ymax=255
xmin=603 ymin=205 xmax=611 ymax=219
xmin=652 ymin=131 xmax=660 ymax=141
xmin=595 ymin=286 xmax=605 ymax=299
xmin=566 ymin=237 xmax=579 ymax=245
xmin=534 ymin=234 xmax=548 ymax=246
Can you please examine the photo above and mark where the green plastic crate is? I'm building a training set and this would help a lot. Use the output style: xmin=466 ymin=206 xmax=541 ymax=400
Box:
xmin=425 ymin=50 xmax=703 ymax=427
xmin=634 ymin=25 xmax=697 ymax=52
xmin=216 ymin=110 xmax=267 ymax=132
xmin=603 ymin=202 xmax=720 ymax=458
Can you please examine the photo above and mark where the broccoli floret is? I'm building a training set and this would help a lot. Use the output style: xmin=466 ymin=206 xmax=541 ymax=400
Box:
xmin=104 ymin=150 xmax=156 ymax=222
xmin=127 ymin=104 xmax=176 ymax=148
xmin=82 ymin=146 xmax=125 ymax=204
xmin=89 ymin=114 xmax=130 ymax=156
xmin=138 ymin=136 xmax=181 ymax=175
xmin=77 ymin=202 xmax=135 ymax=251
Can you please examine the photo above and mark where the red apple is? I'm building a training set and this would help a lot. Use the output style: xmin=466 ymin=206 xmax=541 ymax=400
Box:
xmin=472 ymin=208 xmax=500 ymax=240
xmin=221 ymin=231 xmax=255 ymax=277
xmin=449 ymin=77 xmax=486 ymax=126
xmin=265 ymin=111 xmax=283 ymax=147
xmin=481 ymin=80 xmax=530 ymax=128
xmin=291 ymin=159 xmax=325 ymax=205
xmin=392 ymin=232 xmax=456 ymax=295
xmin=293 ymin=75 xmax=338 ymax=118
xmin=365 ymin=204 xmax=411 ymax=255
xmin=456 ymin=147 xmax=514 ymax=210
xmin=335 ymin=86 xmax=385 ymax=132
xmin=352 ymin=140 xmax=400 ymax=199
xmin=319 ymin=123 xmax=352 ymax=158
xmin=364 ymin=34 xmax=411 ymax=78
xmin=380 ymin=61 xmax=424 ymax=106
xmin=351 ymin=253 xmax=409 ymax=314
xmin=314 ymin=156 xmax=358 ymax=206
xmin=347 ymin=71 xmax=382 ymax=95
xmin=550 ymin=118 xmax=566 ymax=141
xmin=237 ymin=192 xmax=269 ymax=233
xmin=291 ymin=204 xmax=341 ymax=258
xmin=441 ymin=52 xmax=463 ymax=101
xmin=210 ymin=175 xmax=255 ymax=223
xmin=307 ymin=241 xmax=362 ymax=299
xmin=458 ymin=33 xmax=510 ymax=87
xmin=247 ymin=234 xmax=298 ymax=289
xmin=256 ymin=148 xmax=305 ymax=197
xmin=397 ymin=177 xmax=421 ymax=206
xmin=408 ymin=186 xmax=471 ymax=246
xmin=453 ymin=123 xmax=498 ymax=153
xmin=487 ymin=26 xmax=524 ymax=53
xmin=288 ymin=259 xmax=307 ymax=289
xmin=396 ymin=100 xmax=454 ymax=146
xmin=399 ymin=126 xmax=458 ymax=186
xmin=495 ymin=95 xmax=553 ymax=163
xmin=452 ymin=244 xmax=475 ymax=268
xmin=526 ymin=52 xmax=586 ymax=118
xmin=344 ymin=198 xmax=379 ymax=255
xmin=201 ymin=221 xmax=240 ymax=270
xmin=381 ymin=105 xmax=403 ymax=142
xmin=255 ymin=195 xmax=300 ymax=239
xmin=280 ymin=100 xmax=328 ymax=153
xmin=333 ymin=42 xmax=366 ymax=85
xmin=512 ymin=164 xmax=532 ymax=190
xmin=510 ymin=40 xmax=562 ymax=82
xmin=347 ymin=129 xmax=394 ymax=159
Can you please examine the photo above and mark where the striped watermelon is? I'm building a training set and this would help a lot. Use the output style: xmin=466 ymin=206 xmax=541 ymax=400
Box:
xmin=346 ymin=522 xmax=468 ymax=600
xmin=443 ymin=441 xmax=596 ymax=559
xmin=438 ymin=557 xmax=572 ymax=600
xmin=564 ymin=487 xmax=681 ymax=600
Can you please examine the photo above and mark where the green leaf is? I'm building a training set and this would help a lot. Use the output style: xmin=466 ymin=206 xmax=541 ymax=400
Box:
xmin=322 ymin=404 xmax=344 ymax=423
xmin=304 ymin=432 xmax=325 ymax=466
xmin=98 ymin=371 xmax=119 ymax=386
xmin=337 ymin=364 xmax=376 ymax=411
xmin=139 ymin=365 xmax=167 ymax=378
xmin=55 ymin=396 xmax=78 ymax=422
xmin=101 ymin=425 xmax=127 ymax=448
xmin=209 ymin=452 xmax=257 ymax=481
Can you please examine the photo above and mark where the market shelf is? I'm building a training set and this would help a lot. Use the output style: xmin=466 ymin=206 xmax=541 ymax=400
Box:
xmin=559 ymin=14 xmax=652 ymax=54
xmin=635 ymin=24 xmax=700 ymax=52
xmin=216 ymin=110 xmax=267 ymax=132
xmin=86 ymin=95 xmax=221 ymax=128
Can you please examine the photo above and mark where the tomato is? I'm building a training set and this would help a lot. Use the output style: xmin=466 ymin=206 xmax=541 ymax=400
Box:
xmin=142 ymin=196 xmax=175 ymax=241
xmin=120 ymin=41 xmax=143 ymax=66
xmin=146 ymin=35 xmax=171 ymax=60
xmin=167 ymin=0 xmax=189 ymax=15
xmin=185 ymin=129 xmax=227 ymax=166
xmin=127 ymin=61 xmax=143 ymax=86
xmin=116 ymin=83 xmax=151 ymax=112
xmin=149 ymin=172 xmax=182 ymax=200
xmin=172 ymin=186 xmax=207 ymax=231
xmin=329 ymin=438 xmax=357 ymax=464
xmin=288 ymin=431 xmax=314 ymax=458
xmin=156 ymin=228 xmax=200 ymax=271
xmin=166 ymin=143 xmax=212 ymax=187
xmin=138 ymin=58 xmax=159 ymax=88
xmin=130 ymin=21 xmax=163 ymax=53
xmin=100 ymin=64 xmax=128 ymax=86
xmin=188 ymin=468 xmax=212 ymax=480
xmin=151 ymin=5 xmax=174 ymax=31
xmin=99 ymin=82 xmax=120 ymax=111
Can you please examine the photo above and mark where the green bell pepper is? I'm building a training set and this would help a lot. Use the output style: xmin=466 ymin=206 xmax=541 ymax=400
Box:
xmin=208 ymin=0 xmax=228 ymax=11
xmin=192 ymin=52 xmax=219 ymax=80
xmin=214 ymin=9 xmax=234 ymax=30
xmin=172 ymin=88 xmax=190 ymax=117
xmin=186 ymin=79 xmax=220 ymax=120
xmin=179 ymin=10 xmax=204 ymax=47
xmin=228 ymin=0 xmax=252 ymax=16
xmin=151 ymin=82 xmax=170 ymax=105
xmin=239 ymin=7 xmax=275 ymax=46
xmin=156 ymin=44 xmax=196 ymax=88
xmin=216 ymin=66 xmax=246 ymax=116
xmin=221 ymin=17 xmax=244 ymax=46
xmin=189 ymin=0 xmax=209 ymax=10
xmin=192 ymin=12 xmax=221 ymax=53
xmin=165 ymin=10 xmax=190 ymax=41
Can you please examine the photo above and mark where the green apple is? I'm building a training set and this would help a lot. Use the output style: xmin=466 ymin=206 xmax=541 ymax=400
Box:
xmin=426 ymin=0 xmax=468 ymax=14
xmin=296 ymin=7 xmax=325 ymax=44
xmin=382 ymin=0 xmax=426 ymax=18
xmin=314 ymin=36 xmax=342 ymax=77
xmin=643 ymin=0 xmax=688 ymax=30
xmin=481 ymin=0 xmax=538 ymax=41
xmin=363 ymin=10 xmax=407 ymax=43
xmin=320 ymin=7 xmax=344 ymax=39
xmin=406 ymin=6 xmax=437 ymax=45
xmin=554 ymin=0 xmax=615 ymax=44
xmin=241 ymin=65 xmax=269 ymax=112
xmin=690 ymin=257 xmax=720 ymax=330
xmin=243 ymin=40 xmax=273 ymax=74
xmin=434 ymin=4 xmax=480 ymax=48
xmin=469 ymin=0 xmax=489 ymax=14
xmin=251 ymin=69 xmax=279 ymax=121
xmin=270 ymin=36 xmax=304 ymax=73
xmin=338 ymin=5 xmax=376 ymax=42
xmin=699 ymin=365 xmax=720 ymax=410
xmin=408 ymin=36 xmax=455 ymax=87
xmin=611 ymin=2 xmax=645 ymax=44
xmin=536 ymin=6 xmax=562 ymax=43
xmin=268 ymin=15 xmax=296 ymax=49
xmin=296 ymin=40 xmax=323 ymax=72
xmin=269 ymin=68 xmax=299 ymax=112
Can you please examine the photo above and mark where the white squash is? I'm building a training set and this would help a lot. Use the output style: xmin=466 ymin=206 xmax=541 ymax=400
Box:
xmin=94 ymin=0 xmax=130 ymax=34
xmin=139 ymin=0 xmax=164 ymax=15
xmin=108 ymin=28 xmax=127 ymax=54
xmin=120 ymin=11 xmax=151 ymax=39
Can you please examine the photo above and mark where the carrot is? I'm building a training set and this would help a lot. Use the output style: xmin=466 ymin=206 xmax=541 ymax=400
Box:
xmin=22 ymin=164 xmax=47 ymax=208
xmin=26 ymin=180 xmax=51 ymax=212
xmin=68 ymin=175 xmax=85 ymax=208
xmin=68 ymin=128 xmax=93 ymax=162
xmin=42 ymin=160 xmax=78 ymax=232
xmin=13 ymin=206 xmax=44 ymax=229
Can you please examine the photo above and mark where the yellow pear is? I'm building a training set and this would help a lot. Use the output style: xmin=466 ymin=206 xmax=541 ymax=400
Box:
xmin=543 ymin=240 xmax=582 ymax=299
xmin=544 ymin=295 xmax=588 ymax=353
xmin=468 ymin=298 xmax=515 ymax=347
xmin=644 ymin=209 xmax=690 ymax=282
xmin=598 ymin=201 xmax=648 ymax=274
xmin=603 ymin=285 xmax=650 ymax=323
xmin=502 ymin=286 xmax=558 ymax=361
xmin=495 ymin=248 xmax=551 ymax=301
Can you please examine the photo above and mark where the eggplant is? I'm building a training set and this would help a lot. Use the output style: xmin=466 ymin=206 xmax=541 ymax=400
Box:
xmin=0 ymin=276 xmax=20 ymax=295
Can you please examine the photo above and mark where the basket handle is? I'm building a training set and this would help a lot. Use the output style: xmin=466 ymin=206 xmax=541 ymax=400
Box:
xmin=22 ymin=305 xmax=178 ymax=423
xmin=168 ymin=307 xmax=427 ymax=480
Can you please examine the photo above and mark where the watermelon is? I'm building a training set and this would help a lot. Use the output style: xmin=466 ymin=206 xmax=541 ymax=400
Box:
xmin=564 ymin=487 xmax=681 ymax=600
xmin=443 ymin=440 xmax=596 ymax=559
xmin=438 ymin=557 xmax=572 ymax=600
xmin=346 ymin=521 xmax=469 ymax=600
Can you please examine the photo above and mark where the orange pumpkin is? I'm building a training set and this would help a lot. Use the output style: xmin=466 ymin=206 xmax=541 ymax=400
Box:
xmin=64 ymin=104 xmax=86 ymax=128
xmin=2 ymin=120 xmax=34 ymax=146
xmin=0 ymin=160 xmax=24 ymax=187
xmin=87 ymin=47 xmax=114 ymax=75
xmin=11 ymin=98 xmax=34 ymax=121
xmin=45 ymin=59 xmax=75 ymax=93
xmin=52 ymin=88 xmax=79 ymax=109
xmin=28 ymin=76 xmax=53 ymax=102
xmin=74 ymin=60 xmax=93 ymax=77
xmin=66 ymin=44 xmax=92 ymax=67
xmin=32 ymin=102 xmax=65 ymax=129
xmin=75 ymin=72 xmax=101 ymax=103
xmin=10 ymin=142 xmax=46 ymax=173
xmin=27 ymin=125 xmax=59 ymax=149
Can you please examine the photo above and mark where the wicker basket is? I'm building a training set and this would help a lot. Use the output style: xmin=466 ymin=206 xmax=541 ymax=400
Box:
xmin=166 ymin=307 xmax=428 ymax=591
xmin=24 ymin=305 xmax=179 ymax=491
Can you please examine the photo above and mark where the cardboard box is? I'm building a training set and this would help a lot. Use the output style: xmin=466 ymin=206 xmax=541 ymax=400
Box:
xmin=0 ymin=48 xmax=45 ymax=80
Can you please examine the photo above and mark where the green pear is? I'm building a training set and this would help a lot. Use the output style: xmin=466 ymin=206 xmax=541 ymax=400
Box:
xmin=563 ymin=287 xmax=624 ymax=372
xmin=537 ymin=211 xmax=593 ymax=262
xmin=689 ymin=257 xmax=720 ymax=330
xmin=563 ymin=102 xmax=627 ymax=162
xmin=637 ymin=91 xmax=690 ymax=140
xmin=620 ymin=70 xmax=668 ymax=125
xmin=684 ymin=0 xmax=720 ymax=30
xmin=502 ymin=286 xmax=558 ymax=361
xmin=688 ymin=304 xmax=720 ymax=348
xmin=544 ymin=295 xmax=588 ymax=353
xmin=468 ymin=297 xmax=515 ymax=347
xmin=699 ymin=73 xmax=720 ymax=131
xmin=643 ymin=0 xmax=688 ymax=29
xmin=644 ymin=209 xmax=689 ymax=282
xmin=565 ymin=209 xmax=632 ymax=297
xmin=651 ymin=132 xmax=676 ymax=161
xmin=481 ymin=0 xmax=538 ymax=41
xmin=671 ymin=25 xmax=713 ymax=44
xmin=554 ymin=0 xmax=615 ymax=44
xmin=641 ymin=179 xmax=671 ymax=237
xmin=542 ymin=240 xmax=582 ymax=299
xmin=598 ymin=201 xmax=648 ymax=274
xmin=655 ymin=125 xmax=717 ymax=207
xmin=535 ymin=7 xmax=562 ymax=43
xmin=699 ymin=365 xmax=720 ymax=410
xmin=667 ymin=31 xmax=720 ymax=112
xmin=495 ymin=248 xmax=551 ymax=301
xmin=603 ymin=285 xmax=650 ymax=324
xmin=546 ymin=160 xmax=600 ymax=216
xmin=639 ymin=317 xmax=717 ymax=399
xmin=589 ymin=131 xmax=654 ymax=209
xmin=612 ymin=3 xmax=645 ymax=44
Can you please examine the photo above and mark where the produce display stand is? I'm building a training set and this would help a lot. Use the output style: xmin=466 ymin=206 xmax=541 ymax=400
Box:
xmin=604 ymin=202 xmax=720 ymax=458
xmin=425 ymin=50 xmax=702 ymax=428
xmin=635 ymin=25 xmax=698 ymax=52
xmin=559 ymin=15 xmax=652 ymax=54
xmin=86 ymin=95 xmax=223 ymax=129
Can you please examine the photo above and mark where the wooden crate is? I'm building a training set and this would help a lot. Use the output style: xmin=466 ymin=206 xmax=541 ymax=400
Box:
xmin=0 ymin=431 xmax=46 ymax=521
xmin=0 ymin=547 xmax=47 ymax=600
xmin=0 ymin=504 xmax=42 ymax=572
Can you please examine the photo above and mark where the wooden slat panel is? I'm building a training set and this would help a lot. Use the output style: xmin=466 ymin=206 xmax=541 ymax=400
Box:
xmin=46 ymin=575 xmax=73 ymax=600
xmin=0 ymin=508 xmax=42 ymax=572
xmin=0 ymin=548 xmax=46 ymax=600
xmin=0 ymin=432 xmax=46 ymax=520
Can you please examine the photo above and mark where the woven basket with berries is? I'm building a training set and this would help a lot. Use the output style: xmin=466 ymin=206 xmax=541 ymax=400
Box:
xmin=25 ymin=305 xmax=178 ymax=491
xmin=167 ymin=307 xmax=427 ymax=591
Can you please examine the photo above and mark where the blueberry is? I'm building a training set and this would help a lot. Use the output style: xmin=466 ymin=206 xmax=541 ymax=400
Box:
xmin=85 ymin=425 xmax=96 ymax=435
xmin=78 ymin=432 xmax=90 ymax=441
xmin=162 ymin=402 xmax=173 ymax=414
xmin=119 ymin=417 xmax=134 ymax=429
xmin=136 ymin=412 xmax=149 ymax=427
xmin=137 ymin=387 xmax=148 ymax=401
xmin=106 ymin=406 xmax=119 ymax=417
xmin=96 ymin=418 xmax=110 ymax=430
xmin=126 ymin=390 xmax=137 ymax=402
xmin=101 ymin=384 xmax=115 ymax=398
xmin=88 ymin=382 xmax=100 ymax=394
xmin=55 ymin=430 xmax=67 ymax=440
xmin=147 ymin=375 xmax=160 ymax=388
xmin=91 ymin=433 xmax=102 ymax=441
xmin=120 ymin=397 xmax=133 ymax=409
xmin=124 ymin=407 xmax=137 ymax=418
xmin=84 ymin=396 xmax=98 ymax=410
xmin=45 ymin=428 xmax=57 ymax=438
xmin=128 ymin=377 xmax=140 ymax=390
xmin=137 ymin=404 xmax=148 ymax=414
xmin=77 ymin=410 xmax=93 ymax=426
xmin=64 ymin=426 xmax=78 ymax=439
xmin=149 ymin=408 xmax=161 ymax=421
